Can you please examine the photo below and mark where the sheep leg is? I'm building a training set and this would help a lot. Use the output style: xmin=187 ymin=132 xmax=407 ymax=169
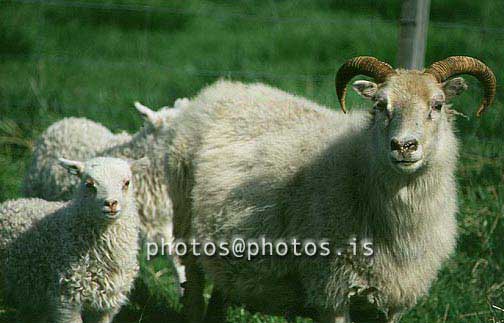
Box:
xmin=181 ymin=258 xmax=206 ymax=323
xmin=50 ymin=301 xmax=83 ymax=323
xmin=205 ymin=286 xmax=227 ymax=323
xmin=164 ymin=221 xmax=187 ymax=289
xmin=173 ymin=255 xmax=187 ymax=287
xmin=166 ymin=253 xmax=186 ymax=296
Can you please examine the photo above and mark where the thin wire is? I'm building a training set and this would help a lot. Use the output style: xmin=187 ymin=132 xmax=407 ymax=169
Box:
xmin=4 ymin=0 xmax=504 ymax=33
xmin=2 ymin=0 xmax=390 ymax=25
xmin=0 ymin=53 xmax=335 ymax=81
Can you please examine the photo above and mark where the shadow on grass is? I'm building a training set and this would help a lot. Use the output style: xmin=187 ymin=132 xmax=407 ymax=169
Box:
xmin=116 ymin=250 xmax=183 ymax=323
xmin=115 ymin=275 xmax=183 ymax=323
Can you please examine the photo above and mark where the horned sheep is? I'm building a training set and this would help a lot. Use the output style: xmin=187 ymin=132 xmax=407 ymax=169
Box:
xmin=166 ymin=56 xmax=496 ymax=323
xmin=0 ymin=156 xmax=147 ymax=323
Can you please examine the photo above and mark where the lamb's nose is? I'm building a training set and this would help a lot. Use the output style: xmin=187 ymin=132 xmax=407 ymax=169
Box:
xmin=390 ymin=138 xmax=418 ymax=152
xmin=104 ymin=200 xmax=118 ymax=211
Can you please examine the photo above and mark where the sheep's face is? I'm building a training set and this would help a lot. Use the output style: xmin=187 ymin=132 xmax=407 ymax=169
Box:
xmin=353 ymin=71 xmax=467 ymax=174
xmin=59 ymin=157 xmax=137 ymax=220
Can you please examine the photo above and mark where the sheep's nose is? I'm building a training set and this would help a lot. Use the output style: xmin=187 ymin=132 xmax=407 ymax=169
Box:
xmin=104 ymin=200 xmax=118 ymax=211
xmin=390 ymin=138 xmax=418 ymax=152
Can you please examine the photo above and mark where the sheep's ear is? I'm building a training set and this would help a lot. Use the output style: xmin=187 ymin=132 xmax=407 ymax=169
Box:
xmin=352 ymin=80 xmax=378 ymax=100
xmin=443 ymin=77 xmax=468 ymax=100
xmin=134 ymin=101 xmax=163 ymax=126
xmin=58 ymin=158 xmax=85 ymax=177
xmin=129 ymin=157 xmax=150 ymax=173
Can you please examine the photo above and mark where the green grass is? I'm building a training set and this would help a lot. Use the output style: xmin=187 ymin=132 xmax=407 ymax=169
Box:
xmin=0 ymin=0 xmax=503 ymax=322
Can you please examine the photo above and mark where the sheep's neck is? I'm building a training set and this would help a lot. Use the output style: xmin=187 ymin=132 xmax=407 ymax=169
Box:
xmin=66 ymin=201 xmax=138 ymax=252
xmin=360 ymin=141 xmax=458 ymax=251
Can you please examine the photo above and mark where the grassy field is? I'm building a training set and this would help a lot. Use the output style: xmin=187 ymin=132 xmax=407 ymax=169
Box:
xmin=0 ymin=0 xmax=503 ymax=322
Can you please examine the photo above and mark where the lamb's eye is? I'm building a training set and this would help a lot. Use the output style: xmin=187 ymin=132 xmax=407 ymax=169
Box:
xmin=123 ymin=180 xmax=130 ymax=190
xmin=432 ymin=101 xmax=443 ymax=111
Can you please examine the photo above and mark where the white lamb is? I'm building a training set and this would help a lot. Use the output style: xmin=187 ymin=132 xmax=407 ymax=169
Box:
xmin=22 ymin=99 xmax=188 ymax=289
xmin=0 ymin=156 xmax=147 ymax=323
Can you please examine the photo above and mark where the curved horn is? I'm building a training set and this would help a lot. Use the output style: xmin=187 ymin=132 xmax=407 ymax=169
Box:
xmin=425 ymin=56 xmax=496 ymax=116
xmin=335 ymin=56 xmax=395 ymax=113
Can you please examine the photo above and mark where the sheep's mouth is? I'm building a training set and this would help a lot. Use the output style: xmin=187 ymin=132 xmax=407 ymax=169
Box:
xmin=102 ymin=210 xmax=121 ymax=218
xmin=390 ymin=158 xmax=423 ymax=172
xmin=392 ymin=159 xmax=420 ymax=166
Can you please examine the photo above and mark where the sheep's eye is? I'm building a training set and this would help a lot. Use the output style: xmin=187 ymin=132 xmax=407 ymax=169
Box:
xmin=123 ymin=180 xmax=130 ymax=190
xmin=375 ymin=100 xmax=388 ymax=111
xmin=432 ymin=101 xmax=443 ymax=111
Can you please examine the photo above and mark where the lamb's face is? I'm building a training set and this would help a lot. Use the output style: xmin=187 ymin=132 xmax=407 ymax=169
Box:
xmin=59 ymin=157 xmax=134 ymax=220
xmin=81 ymin=157 xmax=134 ymax=219
xmin=353 ymin=71 xmax=467 ymax=174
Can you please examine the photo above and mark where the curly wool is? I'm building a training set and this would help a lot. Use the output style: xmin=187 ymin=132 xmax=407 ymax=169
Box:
xmin=167 ymin=80 xmax=458 ymax=320
xmin=22 ymin=103 xmax=186 ymax=289
xmin=22 ymin=117 xmax=131 ymax=201
xmin=0 ymin=158 xmax=140 ymax=321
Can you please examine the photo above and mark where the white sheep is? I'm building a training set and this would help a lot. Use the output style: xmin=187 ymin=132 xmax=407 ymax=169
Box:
xmin=166 ymin=56 xmax=496 ymax=323
xmin=22 ymin=100 xmax=188 ymax=289
xmin=0 ymin=156 xmax=147 ymax=323
xmin=22 ymin=117 xmax=131 ymax=201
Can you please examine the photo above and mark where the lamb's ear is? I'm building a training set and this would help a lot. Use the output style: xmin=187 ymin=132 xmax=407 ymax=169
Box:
xmin=442 ymin=77 xmax=468 ymax=100
xmin=352 ymin=80 xmax=378 ymax=100
xmin=129 ymin=157 xmax=150 ymax=173
xmin=134 ymin=101 xmax=163 ymax=126
xmin=58 ymin=158 xmax=85 ymax=177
